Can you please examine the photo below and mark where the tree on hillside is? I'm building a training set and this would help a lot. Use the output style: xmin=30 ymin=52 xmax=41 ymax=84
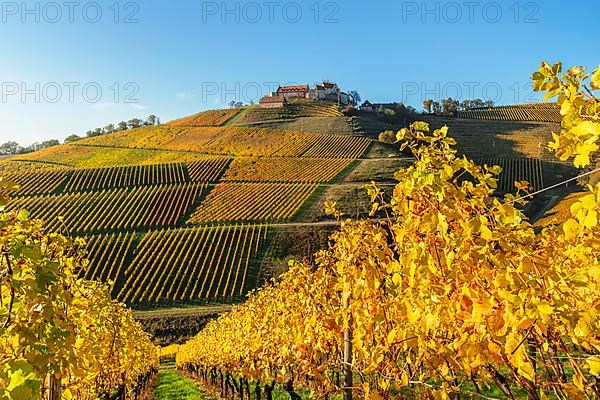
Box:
xmin=442 ymin=98 xmax=459 ymax=115
xmin=423 ymin=99 xmax=433 ymax=113
xmin=228 ymin=100 xmax=236 ymax=109
xmin=471 ymin=98 xmax=485 ymax=108
xmin=64 ymin=134 xmax=81 ymax=143
xmin=41 ymin=139 xmax=60 ymax=149
xmin=146 ymin=115 xmax=158 ymax=126
xmin=104 ymin=123 xmax=115 ymax=134
xmin=348 ymin=91 xmax=361 ymax=107
xmin=118 ymin=121 xmax=128 ymax=131
xmin=459 ymin=100 xmax=471 ymax=110
xmin=85 ymin=128 xmax=102 ymax=137
xmin=0 ymin=141 xmax=21 ymax=155
xmin=32 ymin=143 xmax=43 ymax=151
xmin=432 ymin=101 xmax=441 ymax=114
xmin=127 ymin=118 xmax=142 ymax=129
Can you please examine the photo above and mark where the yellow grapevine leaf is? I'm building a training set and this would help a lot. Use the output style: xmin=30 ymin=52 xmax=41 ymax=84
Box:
xmin=584 ymin=210 xmax=598 ymax=229
xmin=571 ymin=121 xmax=600 ymax=138
xmin=591 ymin=66 xmax=600 ymax=90
xmin=587 ymin=356 xmax=600 ymax=375
xmin=412 ymin=121 xmax=430 ymax=132
xmin=573 ymin=372 xmax=584 ymax=391
xmin=480 ymin=225 xmax=493 ymax=241
xmin=519 ymin=363 xmax=536 ymax=382
xmin=400 ymin=371 xmax=409 ymax=387
xmin=324 ymin=200 xmax=338 ymax=216
xmin=563 ymin=218 xmax=580 ymax=240
xmin=536 ymin=302 xmax=554 ymax=323
xmin=387 ymin=328 xmax=398 ymax=345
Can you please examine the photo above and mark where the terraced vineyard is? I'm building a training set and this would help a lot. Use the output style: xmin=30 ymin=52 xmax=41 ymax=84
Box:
xmin=270 ymin=133 xmax=371 ymax=158
xmin=54 ymin=125 xmax=372 ymax=159
xmin=188 ymin=183 xmax=318 ymax=223
xmin=64 ymin=162 xmax=188 ymax=192
xmin=302 ymin=135 xmax=371 ymax=158
xmin=187 ymin=158 xmax=232 ymax=181
xmin=1 ymin=105 xmax=565 ymax=311
xmin=77 ymin=126 xmax=223 ymax=150
xmin=457 ymin=103 xmax=562 ymax=123
xmin=235 ymin=99 xmax=342 ymax=125
xmin=289 ymin=100 xmax=343 ymax=117
xmin=271 ymin=116 xmax=354 ymax=135
xmin=64 ymin=159 xmax=230 ymax=192
xmin=83 ymin=232 xmax=138 ymax=284
xmin=2 ymin=169 xmax=68 ymax=196
xmin=117 ymin=224 xmax=269 ymax=305
xmin=12 ymin=142 xmax=214 ymax=167
xmin=0 ymin=109 xmax=377 ymax=309
xmin=222 ymin=158 xmax=353 ymax=182
xmin=168 ymin=108 xmax=240 ymax=127
xmin=417 ymin=115 xmax=558 ymax=159
xmin=2 ymin=159 xmax=230 ymax=197
xmin=6 ymin=183 xmax=207 ymax=233
xmin=476 ymin=157 xmax=544 ymax=192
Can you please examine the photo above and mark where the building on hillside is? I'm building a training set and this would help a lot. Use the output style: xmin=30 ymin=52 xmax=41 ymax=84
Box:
xmin=259 ymin=94 xmax=287 ymax=108
xmin=276 ymin=85 xmax=310 ymax=99
xmin=262 ymin=81 xmax=350 ymax=107
xmin=309 ymin=81 xmax=349 ymax=105
xmin=360 ymin=100 xmax=375 ymax=112
xmin=361 ymin=101 xmax=399 ymax=112
xmin=339 ymin=92 xmax=349 ymax=105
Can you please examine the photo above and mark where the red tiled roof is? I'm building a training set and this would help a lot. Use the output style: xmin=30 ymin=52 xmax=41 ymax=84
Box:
xmin=277 ymin=85 xmax=309 ymax=93
xmin=259 ymin=95 xmax=286 ymax=104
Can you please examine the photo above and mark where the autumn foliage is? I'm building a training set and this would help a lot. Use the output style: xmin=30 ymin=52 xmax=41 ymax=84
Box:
xmin=177 ymin=62 xmax=600 ymax=399
xmin=0 ymin=183 xmax=158 ymax=399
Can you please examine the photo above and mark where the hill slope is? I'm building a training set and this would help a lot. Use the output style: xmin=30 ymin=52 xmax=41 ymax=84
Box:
xmin=0 ymin=107 xmax=578 ymax=310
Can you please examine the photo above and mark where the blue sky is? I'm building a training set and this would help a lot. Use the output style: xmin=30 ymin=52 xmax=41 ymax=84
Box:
xmin=0 ymin=0 xmax=597 ymax=145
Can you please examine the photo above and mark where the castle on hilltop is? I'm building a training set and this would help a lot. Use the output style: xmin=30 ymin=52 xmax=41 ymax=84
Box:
xmin=259 ymin=81 xmax=349 ymax=108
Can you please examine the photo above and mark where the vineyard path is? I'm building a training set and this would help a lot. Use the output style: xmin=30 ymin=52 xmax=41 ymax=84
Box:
xmin=152 ymin=362 xmax=215 ymax=400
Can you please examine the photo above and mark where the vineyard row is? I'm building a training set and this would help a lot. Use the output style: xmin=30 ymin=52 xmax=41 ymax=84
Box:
xmin=3 ymin=155 xmax=361 ymax=197
xmin=6 ymin=182 xmax=327 ymax=234
xmin=187 ymin=183 xmax=319 ymax=224
xmin=3 ymin=159 xmax=230 ymax=197
xmin=6 ymin=183 xmax=207 ymax=234
xmin=81 ymin=224 xmax=270 ymax=307
xmin=475 ymin=157 xmax=545 ymax=192
xmin=76 ymin=124 xmax=372 ymax=159
xmin=457 ymin=106 xmax=562 ymax=122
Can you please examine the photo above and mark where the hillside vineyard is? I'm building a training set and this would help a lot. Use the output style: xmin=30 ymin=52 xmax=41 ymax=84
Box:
xmin=3 ymin=1 xmax=599 ymax=396
xmin=0 ymin=102 xmax=580 ymax=310
xmin=0 ymin=112 xmax=376 ymax=308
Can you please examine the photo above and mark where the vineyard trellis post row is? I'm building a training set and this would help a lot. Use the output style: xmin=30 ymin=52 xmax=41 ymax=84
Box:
xmin=343 ymin=294 xmax=353 ymax=400
xmin=48 ymin=374 xmax=61 ymax=400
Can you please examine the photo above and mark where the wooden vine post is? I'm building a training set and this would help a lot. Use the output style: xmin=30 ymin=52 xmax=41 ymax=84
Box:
xmin=48 ymin=374 xmax=61 ymax=400
xmin=343 ymin=294 xmax=353 ymax=400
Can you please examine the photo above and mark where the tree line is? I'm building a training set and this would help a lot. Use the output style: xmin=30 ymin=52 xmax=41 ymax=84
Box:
xmin=423 ymin=98 xmax=495 ymax=116
xmin=0 ymin=114 xmax=160 ymax=156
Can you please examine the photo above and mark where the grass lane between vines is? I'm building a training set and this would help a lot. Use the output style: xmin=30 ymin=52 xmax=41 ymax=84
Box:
xmin=153 ymin=362 xmax=212 ymax=400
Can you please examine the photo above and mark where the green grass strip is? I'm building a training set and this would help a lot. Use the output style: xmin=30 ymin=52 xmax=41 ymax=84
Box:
xmin=153 ymin=367 xmax=209 ymax=400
